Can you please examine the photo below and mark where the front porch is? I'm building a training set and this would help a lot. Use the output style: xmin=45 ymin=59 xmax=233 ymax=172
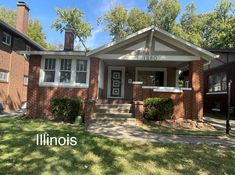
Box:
xmin=89 ymin=58 xmax=204 ymax=122
xmin=85 ymin=26 xmax=217 ymax=122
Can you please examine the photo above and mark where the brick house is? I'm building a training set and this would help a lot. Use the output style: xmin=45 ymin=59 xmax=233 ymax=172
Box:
xmin=204 ymin=49 xmax=235 ymax=116
xmin=0 ymin=2 xmax=43 ymax=111
xmin=21 ymin=26 xmax=218 ymax=123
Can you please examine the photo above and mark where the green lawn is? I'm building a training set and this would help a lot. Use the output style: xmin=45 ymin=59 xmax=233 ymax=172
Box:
xmin=0 ymin=117 xmax=235 ymax=175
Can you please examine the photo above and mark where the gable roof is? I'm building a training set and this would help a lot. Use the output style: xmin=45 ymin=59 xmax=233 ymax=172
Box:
xmin=0 ymin=19 xmax=44 ymax=50
xmin=88 ymin=26 xmax=219 ymax=61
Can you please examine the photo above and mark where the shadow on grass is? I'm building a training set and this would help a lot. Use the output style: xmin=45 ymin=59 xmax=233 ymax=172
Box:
xmin=0 ymin=117 xmax=235 ymax=175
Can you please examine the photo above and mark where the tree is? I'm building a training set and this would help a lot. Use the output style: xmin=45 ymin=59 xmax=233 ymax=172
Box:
xmin=47 ymin=43 xmax=64 ymax=50
xmin=0 ymin=6 xmax=47 ymax=48
xmin=0 ymin=7 xmax=16 ymax=27
xmin=51 ymin=8 xmax=92 ymax=50
xmin=202 ymin=0 xmax=235 ymax=48
xmin=147 ymin=0 xmax=181 ymax=31
xmin=98 ymin=6 xmax=128 ymax=40
xmin=98 ymin=6 xmax=151 ymax=40
xmin=28 ymin=19 xmax=47 ymax=48
xmin=177 ymin=3 xmax=204 ymax=46
xmin=127 ymin=8 xmax=152 ymax=33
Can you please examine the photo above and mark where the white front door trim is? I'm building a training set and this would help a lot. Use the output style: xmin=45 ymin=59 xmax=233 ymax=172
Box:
xmin=107 ymin=66 xmax=125 ymax=99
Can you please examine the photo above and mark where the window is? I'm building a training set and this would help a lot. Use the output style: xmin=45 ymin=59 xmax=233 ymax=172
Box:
xmin=0 ymin=70 xmax=9 ymax=82
xmin=41 ymin=58 xmax=89 ymax=87
xmin=208 ymin=72 xmax=227 ymax=92
xmin=136 ymin=68 xmax=166 ymax=86
xmin=76 ymin=60 xmax=87 ymax=83
xmin=44 ymin=59 xmax=56 ymax=82
xmin=26 ymin=45 xmax=31 ymax=51
xmin=60 ymin=59 xmax=72 ymax=83
xmin=2 ymin=32 xmax=12 ymax=46
xmin=23 ymin=75 xmax=28 ymax=85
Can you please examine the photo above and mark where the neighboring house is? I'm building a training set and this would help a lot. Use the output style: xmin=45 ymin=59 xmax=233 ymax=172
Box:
xmin=21 ymin=26 xmax=218 ymax=122
xmin=204 ymin=49 xmax=235 ymax=116
xmin=0 ymin=2 xmax=43 ymax=111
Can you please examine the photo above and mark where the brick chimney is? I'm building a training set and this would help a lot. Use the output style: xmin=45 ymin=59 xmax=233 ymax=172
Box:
xmin=64 ymin=29 xmax=75 ymax=51
xmin=16 ymin=1 xmax=30 ymax=34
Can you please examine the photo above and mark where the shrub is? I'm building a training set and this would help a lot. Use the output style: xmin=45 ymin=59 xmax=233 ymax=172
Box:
xmin=51 ymin=98 xmax=82 ymax=123
xmin=144 ymin=97 xmax=173 ymax=121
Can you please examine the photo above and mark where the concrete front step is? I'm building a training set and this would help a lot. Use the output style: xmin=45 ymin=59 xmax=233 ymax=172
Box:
xmin=91 ymin=118 xmax=136 ymax=125
xmin=94 ymin=113 xmax=133 ymax=118
xmin=96 ymin=108 xmax=131 ymax=113
xmin=96 ymin=104 xmax=132 ymax=114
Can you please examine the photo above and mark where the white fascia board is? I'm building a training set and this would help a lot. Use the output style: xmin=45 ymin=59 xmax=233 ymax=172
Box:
xmin=97 ymin=54 xmax=199 ymax=61
xmin=18 ymin=51 xmax=87 ymax=56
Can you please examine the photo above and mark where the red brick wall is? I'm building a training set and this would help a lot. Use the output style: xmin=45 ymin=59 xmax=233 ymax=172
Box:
xmin=0 ymin=50 xmax=28 ymax=111
xmin=88 ymin=57 xmax=99 ymax=100
xmin=142 ymin=89 xmax=192 ymax=119
xmin=190 ymin=61 xmax=203 ymax=120
xmin=27 ymin=56 xmax=99 ymax=118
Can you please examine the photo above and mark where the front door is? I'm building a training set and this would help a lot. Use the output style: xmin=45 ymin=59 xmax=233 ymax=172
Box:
xmin=108 ymin=67 xmax=125 ymax=98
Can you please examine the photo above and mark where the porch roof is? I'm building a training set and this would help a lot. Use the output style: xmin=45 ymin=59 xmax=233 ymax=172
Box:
xmin=87 ymin=26 xmax=219 ymax=62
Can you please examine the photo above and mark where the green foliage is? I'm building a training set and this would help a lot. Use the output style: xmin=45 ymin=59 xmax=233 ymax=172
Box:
xmin=144 ymin=97 xmax=173 ymax=121
xmin=46 ymin=42 xmax=64 ymax=50
xmin=98 ymin=5 xmax=128 ymax=40
xmin=127 ymin=8 xmax=152 ymax=34
xmin=50 ymin=98 xmax=82 ymax=123
xmin=0 ymin=6 xmax=16 ymax=27
xmin=28 ymin=19 xmax=47 ymax=48
xmin=98 ymin=0 xmax=235 ymax=49
xmin=0 ymin=7 xmax=47 ymax=48
xmin=201 ymin=0 xmax=235 ymax=48
xmin=51 ymin=8 xmax=92 ymax=42
xmin=147 ymin=0 xmax=181 ymax=32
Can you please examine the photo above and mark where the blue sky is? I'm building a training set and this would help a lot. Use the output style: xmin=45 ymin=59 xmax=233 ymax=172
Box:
xmin=1 ymin=0 xmax=234 ymax=49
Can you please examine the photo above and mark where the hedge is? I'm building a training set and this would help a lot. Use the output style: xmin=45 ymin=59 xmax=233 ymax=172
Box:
xmin=144 ymin=97 xmax=173 ymax=121
xmin=51 ymin=97 xmax=82 ymax=123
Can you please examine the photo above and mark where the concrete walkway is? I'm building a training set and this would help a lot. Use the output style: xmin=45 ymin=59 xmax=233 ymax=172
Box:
xmin=0 ymin=110 xmax=23 ymax=118
xmin=88 ymin=122 xmax=235 ymax=147
xmin=204 ymin=116 xmax=235 ymax=131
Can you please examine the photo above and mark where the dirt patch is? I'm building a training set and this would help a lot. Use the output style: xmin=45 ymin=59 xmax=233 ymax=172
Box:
xmin=145 ymin=118 xmax=216 ymax=130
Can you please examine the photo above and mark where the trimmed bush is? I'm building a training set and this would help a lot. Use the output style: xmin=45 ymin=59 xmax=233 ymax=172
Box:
xmin=51 ymin=98 xmax=82 ymax=123
xmin=144 ymin=97 xmax=173 ymax=121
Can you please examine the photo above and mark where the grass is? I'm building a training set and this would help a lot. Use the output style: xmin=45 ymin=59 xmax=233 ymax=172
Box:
xmin=141 ymin=122 xmax=224 ymax=136
xmin=0 ymin=117 xmax=235 ymax=175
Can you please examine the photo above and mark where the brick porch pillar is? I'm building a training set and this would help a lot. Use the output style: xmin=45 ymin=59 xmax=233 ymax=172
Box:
xmin=27 ymin=55 xmax=41 ymax=118
xmin=85 ymin=57 xmax=100 ymax=123
xmin=189 ymin=60 xmax=203 ymax=121
xmin=132 ymin=82 xmax=144 ymax=125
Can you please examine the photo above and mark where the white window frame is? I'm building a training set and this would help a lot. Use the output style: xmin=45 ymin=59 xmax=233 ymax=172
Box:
xmin=23 ymin=75 xmax=28 ymax=86
xmin=59 ymin=58 xmax=72 ymax=83
xmin=76 ymin=60 xmax=88 ymax=84
xmin=2 ymin=32 xmax=12 ymax=46
xmin=135 ymin=67 xmax=167 ymax=87
xmin=26 ymin=45 xmax=31 ymax=51
xmin=39 ymin=56 xmax=90 ymax=88
xmin=0 ymin=70 xmax=9 ymax=82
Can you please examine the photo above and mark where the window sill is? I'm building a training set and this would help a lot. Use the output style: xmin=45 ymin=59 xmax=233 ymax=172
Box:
xmin=0 ymin=80 xmax=9 ymax=84
xmin=39 ymin=82 xmax=89 ymax=88
xmin=206 ymin=92 xmax=227 ymax=95
xmin=2 ymin=41 xmax=11 ymax=47
xmin=149 ymin=86 xmax=192 ymax=93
